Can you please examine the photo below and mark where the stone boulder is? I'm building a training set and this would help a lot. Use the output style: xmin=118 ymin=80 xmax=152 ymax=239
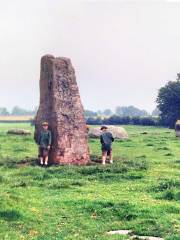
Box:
xmin=88 ymin=126 xmax=128 ymax=139
xmin=7 ymin=129 xmax=31 ymax=135
xmin=35 ymin=55 xmax=90 ymax=165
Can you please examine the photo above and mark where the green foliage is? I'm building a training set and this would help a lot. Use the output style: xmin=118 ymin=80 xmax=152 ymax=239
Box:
xmin=0 ymin=107 xmax=9 ymax=116
xmin=157 ymin=76 xmax=180 ymax=128
xmin=103 ymin=109 xmax=113 ymax=116
xmin=84 ymin=110 xmax=98 ymax=118
xmin=151 ymin=107 xmax=161 ymax=117
xmin=11 ymin=106 xmax=36 ymax=116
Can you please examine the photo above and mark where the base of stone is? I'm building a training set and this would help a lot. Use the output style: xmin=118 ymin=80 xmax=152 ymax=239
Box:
xmin=48 ymin=158 xmax=89 ymax=166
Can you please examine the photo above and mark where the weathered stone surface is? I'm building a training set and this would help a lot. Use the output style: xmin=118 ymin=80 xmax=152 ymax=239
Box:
xmin=35 ymin=55 xmax=90 ymax=165
xmin=88 ymin=126 xmax=129 ymax=139
xmin=7 ymin=129 xmax=31 ymax=135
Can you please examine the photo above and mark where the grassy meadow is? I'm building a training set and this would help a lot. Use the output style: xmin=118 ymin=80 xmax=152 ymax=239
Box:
xmin=0 ymin=123 xmax=179 ymax=240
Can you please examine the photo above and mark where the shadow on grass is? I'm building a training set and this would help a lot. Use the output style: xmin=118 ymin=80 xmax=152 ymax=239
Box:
xmin=156 ymin=147 xmax=170 ymax=151
xmin=150 ymin=179 xmax=180 ymax=192
xmin=146 ymin=143 xmax=154 ymax=146
xmin=0 ymin=175 xmax=4 ymax=183
xmin=161 ymin=190 xmax=180 ymax=201
xmin=45 ymin=179 xmax=87 ymax=190
xmin=164 ymin=152 xmax=174 ymax=156
xmin=63 ymin=199 xmax=140 ymax=221
xmin=0 ymin=210 xmax=22 ymax=221
xmin=0 ymin=157 xmax=38 ymax=169
xmin=149 ymin=178 xmax=180 ymax=202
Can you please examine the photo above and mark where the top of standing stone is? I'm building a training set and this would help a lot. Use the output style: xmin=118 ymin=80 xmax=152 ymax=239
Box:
xmin=41 ymin=54 xmax=71 ymax=63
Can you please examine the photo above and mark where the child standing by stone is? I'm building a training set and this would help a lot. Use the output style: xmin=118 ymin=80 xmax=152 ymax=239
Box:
xmin=35 ymin=122 xmax=52 ymax=166
xmin=100 ymin=126 xmax=114 ymax=165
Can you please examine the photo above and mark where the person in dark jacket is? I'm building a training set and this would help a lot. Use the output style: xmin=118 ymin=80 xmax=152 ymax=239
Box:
xmin=36 ymin=122 xmax=52 ymax=166
xmin=100 ymin=126 xmax=114 ymax=165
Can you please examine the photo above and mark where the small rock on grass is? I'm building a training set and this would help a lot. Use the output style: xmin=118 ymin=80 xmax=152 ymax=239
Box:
xmin=7 ymin=129 xmax=31 ymax=135
xmin=130 ymin=236 xmax=164 ymax=240
xmin=107 ymin=230 xmax=164 ymax=240
xmin=107 ymin=230 xmax=132 ymax=235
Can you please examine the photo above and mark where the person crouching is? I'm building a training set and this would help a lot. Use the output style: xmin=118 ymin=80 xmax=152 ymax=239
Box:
xmin=37 ymin=122 xmax=52 ymax=166
xmin=100 ymin=126 xmax=114 ymax=165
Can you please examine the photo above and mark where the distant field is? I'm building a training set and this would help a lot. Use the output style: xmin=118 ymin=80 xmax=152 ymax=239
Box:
xmin=0 ymin=123 xmax=179 ymax=240
xmin=0 ymin=116 xmax=34 ymax=122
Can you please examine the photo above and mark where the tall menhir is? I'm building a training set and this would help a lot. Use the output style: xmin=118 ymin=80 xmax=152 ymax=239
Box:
xmin=35 ymin=55 xmax=90 ymax=165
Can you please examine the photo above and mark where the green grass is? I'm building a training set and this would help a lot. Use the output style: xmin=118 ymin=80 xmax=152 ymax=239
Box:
xmin=0 ymin=123 xmax=179 ymax=240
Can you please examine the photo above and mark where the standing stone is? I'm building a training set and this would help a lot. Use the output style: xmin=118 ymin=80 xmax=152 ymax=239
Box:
xmin=35 ymin=55 xmax=90 ymax=165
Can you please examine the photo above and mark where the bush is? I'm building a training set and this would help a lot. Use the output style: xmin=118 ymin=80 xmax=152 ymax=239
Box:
xmin=140 ymin=117 xmax=157 ymax=126
xmin=103 ymin=115 xmax=131 ymax=125
xmin=86 ymin=117 xmax=103 ymax=125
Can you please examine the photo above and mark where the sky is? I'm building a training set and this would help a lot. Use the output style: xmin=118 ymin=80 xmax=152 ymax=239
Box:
xmin=1 ymin=0 xmax=180 ymax=113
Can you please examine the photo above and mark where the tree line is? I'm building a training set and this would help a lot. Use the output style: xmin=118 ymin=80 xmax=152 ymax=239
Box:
xmin=1 ymin=73 xmax=180 ymax=128
xmin=0 ymin=106 xmax=37 ymax=116
xmin=1 ymin=105 xmax=157 ymax=117
xmin=86 ymin=115 xmax=160 ymax=126
xmin=84 ymin=106 xmax=159 ymax=118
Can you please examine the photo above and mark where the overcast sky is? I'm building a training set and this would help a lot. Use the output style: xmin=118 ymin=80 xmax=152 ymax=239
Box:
xmin=1 ymin=0 xmax=180 ymax=112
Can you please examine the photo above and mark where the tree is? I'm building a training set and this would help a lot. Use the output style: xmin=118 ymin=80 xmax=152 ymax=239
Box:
xmin=97 ymin=110 xmax=102 ymax=116
xmin=103 ymin=109 xmax=113 ymax=116
xmin=86 ymin=117 xmax=102 ymax=125
xmin=152 ymin=107 xmax=160 ymax=116
xmin=0 ymin=107 xmax=9 ymax=116
xmin=157 ymin=75 xmax=180 ymax=128
xmin=84 ymin=110 xmax=98 ymax=118
xmin=115 ymin=106 xmax=149 ymax=117
xmin=11 ymin=106 xmax=35 ymax=116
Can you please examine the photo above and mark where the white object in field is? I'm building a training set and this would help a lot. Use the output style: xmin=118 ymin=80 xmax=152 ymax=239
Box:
xmin=107 ymin=230 xmax=164 ymax=240
xmin=107 ymin=230 xmax=132 ymax=235
xmin=88 ymin=126 xmax=128 ymax=139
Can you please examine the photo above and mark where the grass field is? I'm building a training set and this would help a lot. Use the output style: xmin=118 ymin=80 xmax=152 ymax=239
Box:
xmin=0 ymin=123 xmax=179 ymax=240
